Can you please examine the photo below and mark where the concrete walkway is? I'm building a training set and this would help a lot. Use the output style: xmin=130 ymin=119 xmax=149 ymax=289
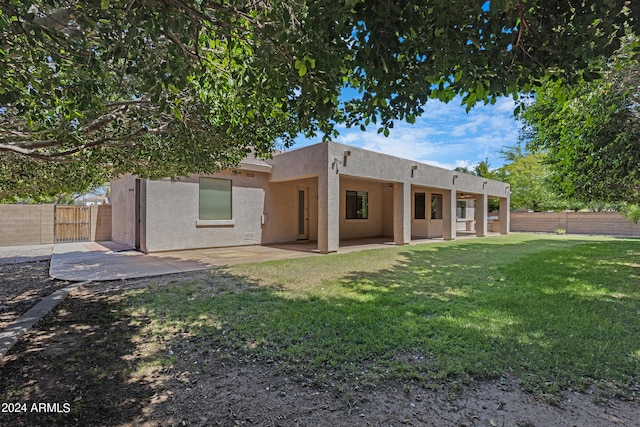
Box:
xmin=48 ymin=240 xmax=325 ymax=281
xmin=0 ymin=281 xmax=89 ymax=359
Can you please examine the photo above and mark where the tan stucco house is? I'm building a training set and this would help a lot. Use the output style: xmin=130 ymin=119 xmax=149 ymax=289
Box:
xmin=110 ymin=141 xmax=510 ymax=253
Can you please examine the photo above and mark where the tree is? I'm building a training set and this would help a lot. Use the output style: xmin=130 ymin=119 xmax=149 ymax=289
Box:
xmin=1 ymin=0 xmax=638 ymax=199
xmin=455 ymin=159 xmax=495 ymax=179
xmin=521 ymin=37 xmax=640 ymax=204
xmin=497 ymin=146 xmax=577 ymax=211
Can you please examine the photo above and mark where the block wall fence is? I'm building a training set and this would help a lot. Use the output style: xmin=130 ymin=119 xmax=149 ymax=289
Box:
xmin=0 ymin=204 xmax=112 ymax=246
xmin=510 ymin=212 xmax=640 ymax=236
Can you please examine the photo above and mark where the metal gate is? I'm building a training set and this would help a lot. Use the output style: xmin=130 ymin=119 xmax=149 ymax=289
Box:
xmin=55 ymin=206 xmax=90 ymax=242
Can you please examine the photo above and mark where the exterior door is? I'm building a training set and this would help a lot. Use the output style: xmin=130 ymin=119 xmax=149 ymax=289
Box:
xmin=134 ymin=178 xmax=141 ymax=249
xmin=297 ymin=187 xmax=309 ymax=240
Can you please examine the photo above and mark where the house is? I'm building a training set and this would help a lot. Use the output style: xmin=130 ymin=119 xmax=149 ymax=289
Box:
xmin=110 ymin=141 xmax=510 ymax=253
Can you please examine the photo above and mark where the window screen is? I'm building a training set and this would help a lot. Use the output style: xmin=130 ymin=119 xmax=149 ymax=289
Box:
xmin=199 ymin=178 xmax=232 ymax=220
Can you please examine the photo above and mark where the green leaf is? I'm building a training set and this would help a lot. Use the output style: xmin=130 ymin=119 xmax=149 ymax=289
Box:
xmin=172 ymin=106 xmax=183 ymax=121
xmin=295 ymin=59 xmax=307 ymax=77
xmin=101 ymin=0 xmax=110 ymax=10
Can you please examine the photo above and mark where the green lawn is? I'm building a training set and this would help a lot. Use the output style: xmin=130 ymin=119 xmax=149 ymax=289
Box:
xmin=126 ymin=233 xmax=640 ymax=399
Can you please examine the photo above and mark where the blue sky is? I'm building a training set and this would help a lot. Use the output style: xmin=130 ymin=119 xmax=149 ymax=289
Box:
xmin=293 ymin=96 xmax=522 ymax=170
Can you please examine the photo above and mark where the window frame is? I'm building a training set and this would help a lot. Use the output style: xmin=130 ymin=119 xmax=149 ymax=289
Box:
xmin=345 ymin=190 xmax=369 ymax=220
xmin=431 ymin=194 xmax=443 ymax=219
xmin=414 ymin=192 xmax=426 ymax=220
xmin=197 ymin=177 xmax=234 ymax=226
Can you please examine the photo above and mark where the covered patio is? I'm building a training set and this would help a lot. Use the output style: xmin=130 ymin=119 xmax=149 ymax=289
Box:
xmin=263 ymin=142 xmax=510 ymax=254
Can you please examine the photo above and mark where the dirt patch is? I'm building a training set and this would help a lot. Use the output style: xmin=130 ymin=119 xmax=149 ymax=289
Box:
xmin=0 ymin=260 xmax=72 ymax=330
xmin=0 ymin=262 xmax=638 ymax=426
xmin=139 ymin=337 xmax=640 ymax=427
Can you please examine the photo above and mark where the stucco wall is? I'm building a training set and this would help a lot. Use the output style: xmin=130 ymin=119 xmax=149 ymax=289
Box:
xmin=338 ymin=177 xmax=388 ymax=240
xmin=90 ymin=205 xmax=112 ymax=241
xmin=142 ymin=171 xmax=269 ymax=252
xmin=511 ymin=212 xmax=640 ymax=236
xmin=268 ymin=143 xmax=326 ymax=182
xmin=326 ymin=141 xmax=509 ymax=197
xmin=261 ymin=177 xmax=319 ymax=244
xmin=110 ymin=174 xmax=137 ymax=248
xmin=410 ymin=187 xmax=447 ymax=238
xmin=0 ymin=204 xmax=55 ymax=246
xmin=382 ymin=185 xmax=394 ymax=237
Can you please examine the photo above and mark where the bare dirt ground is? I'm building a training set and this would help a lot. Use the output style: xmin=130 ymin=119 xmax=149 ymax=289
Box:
xmin=0 ymin=261 xmax=638 ymax=426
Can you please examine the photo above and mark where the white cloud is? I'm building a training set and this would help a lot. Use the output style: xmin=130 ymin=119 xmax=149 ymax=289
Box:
xmin=294 ymin=96 xmax=521 ymax=170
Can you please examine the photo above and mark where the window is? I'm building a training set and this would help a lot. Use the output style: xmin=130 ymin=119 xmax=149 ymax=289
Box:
xmin=431 ymin=194 xmax=443 ymax=219
xmin=414 ymin=192 xmax=426 ymax=219
xmin=457 ymin=201 xmax=466 ymax=219
xmin=346 ymin=190 xmax=368 ymax=219
xmin=199 ymin=178 xmax=232 ymax=220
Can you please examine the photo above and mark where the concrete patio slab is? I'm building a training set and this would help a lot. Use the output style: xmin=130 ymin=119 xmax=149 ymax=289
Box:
xmin=49 ymin=234 xmax=497 ymax=282
xmin=49 ymin=240 xmax=322 ymax=281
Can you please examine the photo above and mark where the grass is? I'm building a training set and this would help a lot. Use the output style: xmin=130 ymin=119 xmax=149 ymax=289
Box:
xmin=124 ymin=233 xmax=640 ymax=398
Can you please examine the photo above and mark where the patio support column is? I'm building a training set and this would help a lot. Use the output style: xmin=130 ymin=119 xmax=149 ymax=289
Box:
xmin=393 ymin=182 xmax=411 ymax=245
xmin=475 ymin=193 xmax=488 ymax=237
xmin=443 ymin=189 xmax=457 ymax=241
xmin=318 ymin=168 xmax=340 ymax=254
xmin=499 ymin=196 xmax=510 ymax=234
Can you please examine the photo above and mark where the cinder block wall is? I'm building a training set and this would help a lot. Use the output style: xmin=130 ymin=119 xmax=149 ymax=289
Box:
xmin=511 ymin=212 xmax=640 ymax=236
xmin=90 ymin=205 xmax=112 ymax=241
xmin=0 ymin=204 xmax=55 ymax=246
xmin=0 ymin=204 xmax=113 ymax=247
xmin=510 ymin=212 xmax=568 ymax=233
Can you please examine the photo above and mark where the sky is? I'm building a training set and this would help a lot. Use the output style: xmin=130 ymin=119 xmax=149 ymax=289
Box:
xmin=293 ymin=96 xmax=523 ymax=171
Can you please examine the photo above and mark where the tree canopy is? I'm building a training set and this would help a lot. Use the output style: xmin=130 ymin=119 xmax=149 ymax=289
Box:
xmin=521 ymin=37 xmax=640 ymax=204
xmin=497 ymin=146 xmax=584 ymax=211
xmin=1 ymin=0 xmax=638 ymax=199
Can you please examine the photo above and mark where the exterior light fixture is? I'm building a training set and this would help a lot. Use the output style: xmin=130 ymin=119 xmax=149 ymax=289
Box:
xmin=343 ymin=150 xmax=351 ymax=166
xmin=411 ymin=165 xmax=417 ymax=178
xmin=332 ymin=157 xmax=341 ymax=174
xmin=452 ymin=174 xmax=458 ymax=185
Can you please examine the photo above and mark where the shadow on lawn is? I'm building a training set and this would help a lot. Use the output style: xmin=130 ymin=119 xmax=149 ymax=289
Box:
xmin=1 ymin=237 xmax=638 ymax=425
xmin=0 ymin=286 xmax=169 ymax=426
xmin=191 ymin=238 xmax=640 ymax=395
